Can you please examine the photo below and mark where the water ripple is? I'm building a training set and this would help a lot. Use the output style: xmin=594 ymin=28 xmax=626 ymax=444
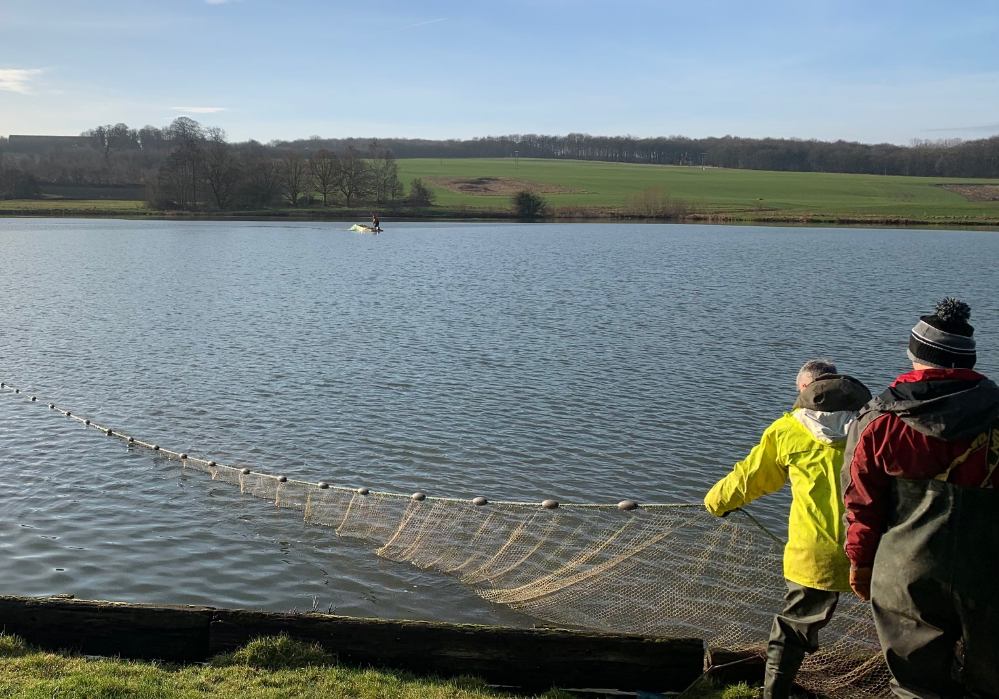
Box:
xmin=0 ymin=219 xmax=996 ymax=622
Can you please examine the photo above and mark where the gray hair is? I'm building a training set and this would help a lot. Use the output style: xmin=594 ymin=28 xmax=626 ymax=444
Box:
xmin=796 ymin=359 xmax=837 ymax=387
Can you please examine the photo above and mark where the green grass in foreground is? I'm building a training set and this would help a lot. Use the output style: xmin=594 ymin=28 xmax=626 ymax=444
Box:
xmin=0 ymin=633 xmax=571 ymax=699
xmin=0 ymin=632 xmax=754 ymax=699
xmin=683 ymin=680 xmax=760 ymax=699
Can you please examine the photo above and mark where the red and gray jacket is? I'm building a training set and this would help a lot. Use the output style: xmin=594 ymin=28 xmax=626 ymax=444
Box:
xmin=842 ymin=368 xmax=999 ymax=569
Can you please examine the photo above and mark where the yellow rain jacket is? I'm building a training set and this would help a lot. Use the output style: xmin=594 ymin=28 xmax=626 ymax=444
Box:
xmin=704 ymin=375 xmax=870 ymax=592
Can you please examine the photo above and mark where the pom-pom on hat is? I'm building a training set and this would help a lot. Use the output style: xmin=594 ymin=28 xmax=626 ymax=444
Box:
xmin=907 ymin=297 xmax=977 ymax=369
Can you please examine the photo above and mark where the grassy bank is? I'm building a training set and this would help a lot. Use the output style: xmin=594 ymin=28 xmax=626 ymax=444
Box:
xmin=0 ymin=199 xmax=147 ymax=215
xmin=0 ymin=633 xmax=754 ymax=699
xmin=396 ymin=158 xmax=999 ymax=224
xmin=6 ymin=157 xmax=996 ymax=225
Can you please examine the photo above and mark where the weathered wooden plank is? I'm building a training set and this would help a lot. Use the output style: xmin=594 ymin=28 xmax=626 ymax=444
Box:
xmin=0 ymin=596 xmax=212 ymax=662
xmin=0 ymin=596 xmax=705 ymax=691
xmin=209 ymin=608 xmax=704 ymax=691
xmin=703 ymin=647 xmax=766 ymax=686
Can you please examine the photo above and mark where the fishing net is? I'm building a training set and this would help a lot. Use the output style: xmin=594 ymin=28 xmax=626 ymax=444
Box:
xmin=0 ymin=383 xmax=891 ymax=697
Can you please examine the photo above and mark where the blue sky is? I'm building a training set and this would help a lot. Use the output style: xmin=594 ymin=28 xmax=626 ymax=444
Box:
xmin=2 ymin=0 xmax=998 ymax=144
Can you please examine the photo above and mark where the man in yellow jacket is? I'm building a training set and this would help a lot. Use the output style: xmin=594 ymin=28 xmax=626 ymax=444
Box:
xmin=704 ymin=360 xmax=870 ymax=699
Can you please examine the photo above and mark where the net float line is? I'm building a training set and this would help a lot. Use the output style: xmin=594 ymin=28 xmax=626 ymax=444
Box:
xmin=0 ymin=379 xmax=887 ymax=698
xmin=0 ymin=379 xmax=718 ymax=515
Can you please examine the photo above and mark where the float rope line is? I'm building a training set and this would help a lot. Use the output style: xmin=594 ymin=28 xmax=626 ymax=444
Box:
xmin=0 ymin=381 xmax=887 ymax=698
xmin=0 ymin=380 xmax=740 ymax=516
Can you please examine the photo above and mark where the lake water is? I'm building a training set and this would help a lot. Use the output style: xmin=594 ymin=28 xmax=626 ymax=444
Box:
xmin=0 ymin=219 xmax=996 ymax=623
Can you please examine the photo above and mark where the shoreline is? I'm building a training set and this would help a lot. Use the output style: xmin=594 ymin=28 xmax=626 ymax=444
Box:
xmin=3 ymin=207 xmax=999 ymax=229
xmin=0 ymin=594 xmax=705 ymax=692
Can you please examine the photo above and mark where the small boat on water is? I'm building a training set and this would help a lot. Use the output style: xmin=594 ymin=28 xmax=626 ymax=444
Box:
xmin=349 ymin=224 xmax=382 ymax=234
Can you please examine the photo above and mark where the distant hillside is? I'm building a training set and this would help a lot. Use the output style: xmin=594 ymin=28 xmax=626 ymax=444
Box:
xmin=278 ymin=133 xmax=999 ymax=179
xmin=6 ymin=135 xmax=94 ymax=153
xmin=3 ymin=119 xmax=999 ymax=200
xmin=393 ymin=157 xmax=999 ymax=224
xmin=5 ymin=157 xmax=999 ymax=227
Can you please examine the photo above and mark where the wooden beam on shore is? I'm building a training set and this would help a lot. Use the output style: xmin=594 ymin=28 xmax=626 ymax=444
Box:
xmin=0 ymin=595 xmax=212 ymax=662
xmin=0 ymin=595 xmax=704 ymax=692
xmin=703 ymin=647 xmax=766 ymax=686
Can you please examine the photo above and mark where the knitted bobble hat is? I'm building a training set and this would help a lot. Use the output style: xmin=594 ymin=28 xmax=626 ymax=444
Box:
xmin=907 ymin=297 xmax=977 ymax=369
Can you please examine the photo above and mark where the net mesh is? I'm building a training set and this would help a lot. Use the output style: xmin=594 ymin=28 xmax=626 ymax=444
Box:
xmin=0 ymin=384 xmax=891 ymax=697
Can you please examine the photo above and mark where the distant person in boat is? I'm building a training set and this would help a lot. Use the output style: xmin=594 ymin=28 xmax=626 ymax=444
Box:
xmin=704 ymin=360 xmax=871 ymax=699
xmin=371 ymin=212 xmax=380 ymax=231
xmin=842 ymin=298 xmax=999 ymax=698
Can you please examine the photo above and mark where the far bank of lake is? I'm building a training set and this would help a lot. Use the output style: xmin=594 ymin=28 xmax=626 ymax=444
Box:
xmin=3 ymin=200 xmax=999 ymax=228
xmin=4 ymin=157 xmax=999 ymax=226
xmin=2 ymin=219 xmax=996 ymax=620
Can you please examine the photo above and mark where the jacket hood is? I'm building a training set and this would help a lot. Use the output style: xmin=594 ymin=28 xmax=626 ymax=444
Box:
xmin=790 ymin=375 xmax=870 ymax=444
xmin=793 ymin=409 xmax=856 ymax=443
xmin=793 ymin=374 xmax=872 ymax=412
xmin=872 ymin=375 xmax=999 ymax=440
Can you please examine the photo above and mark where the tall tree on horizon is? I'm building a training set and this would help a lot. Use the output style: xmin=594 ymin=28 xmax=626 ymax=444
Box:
xmin=371 ymin=149 xmax=403 ymax=203
xmin=279 ymin=152 xmax=308 ymax=206
xmin=335 ymin=146 xmax=372 ymax=207
xmin=163 ymin=117 xmax=206 ymax=207
xmin=309 ymin=149 xmax=338 ymax=206
xmin=202 ymin=127 xmax=241 ymax=210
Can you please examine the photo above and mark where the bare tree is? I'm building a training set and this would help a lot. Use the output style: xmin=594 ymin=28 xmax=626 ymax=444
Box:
xmin=155 ymin=149 xmax=197 ymax=208
xmin=335 ymin=146 xmax=372 ymax=206
xmin=238 ymin=156 xmax=281 ymax=208
xmin=309 ymin=149 xmax=338 ymax=206
xmin=202 ymin=127 xmax=241 ymax=210
xmin=279 ymin=152 xmax=308 ymax=206
xmin=107 ymin=123 xmax=137 ymax=152
xmin=163 ymin=117 xmax=206 ymax=207
xmin=137 ymin=125 xmax=165 ymax=151
xmin=407 ymin=178 xmax=435 ymax=207
xmin=0 ymin=165 xmax=41 ymax=199
xmin=165 ymin=116 xmax=204 ymax=144
xmin=371 ymin=149 xmax=403 ymax=203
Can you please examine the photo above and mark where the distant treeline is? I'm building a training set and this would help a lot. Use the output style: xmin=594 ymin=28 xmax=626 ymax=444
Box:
xmin=0 ymin=119 xmax=427 ymax=210
xmin=2 ymin=119 xmax=999 ymax=204
xmin=296 ymin=133 xmax=999 ymax=178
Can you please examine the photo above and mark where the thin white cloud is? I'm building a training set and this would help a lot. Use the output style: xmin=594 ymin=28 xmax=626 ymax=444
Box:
xmin=172 ymin=106 xmax=228 ymax=114
xmin=0 ymin=68 xmax=43 ymax=94
xmin=205 ymin=0 xmax=241 ymax=4
xmin=402 ymin=17 xmax=448 ymax=29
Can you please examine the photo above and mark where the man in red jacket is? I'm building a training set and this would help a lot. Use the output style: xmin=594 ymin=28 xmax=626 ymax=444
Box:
xmin=843 ymin=298 xmax=999 ymax=698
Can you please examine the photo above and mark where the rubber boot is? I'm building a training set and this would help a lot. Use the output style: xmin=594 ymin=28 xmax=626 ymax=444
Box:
xmin=763 ymin=643 xmax=805 ymax=699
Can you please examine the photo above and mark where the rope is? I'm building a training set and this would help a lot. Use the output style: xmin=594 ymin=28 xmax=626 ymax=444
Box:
xmin=0 ymin=380 xmax=712 ymax=512
xmin=0 ymin=379 xmax=890 ymax=698
xmin=738 ymin=508 xmax=785 ymax=546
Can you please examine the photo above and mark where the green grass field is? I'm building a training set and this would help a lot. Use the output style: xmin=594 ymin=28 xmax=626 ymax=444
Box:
xmin=0 ymin=199 xmax=146 ymax=214
xmin=0 ymin=634 xmax=567 ymax=699
xmin=396 ymin=158 xmax=999 ymax=223
xmin=3 ymin=158 xmax=998 ymax=224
